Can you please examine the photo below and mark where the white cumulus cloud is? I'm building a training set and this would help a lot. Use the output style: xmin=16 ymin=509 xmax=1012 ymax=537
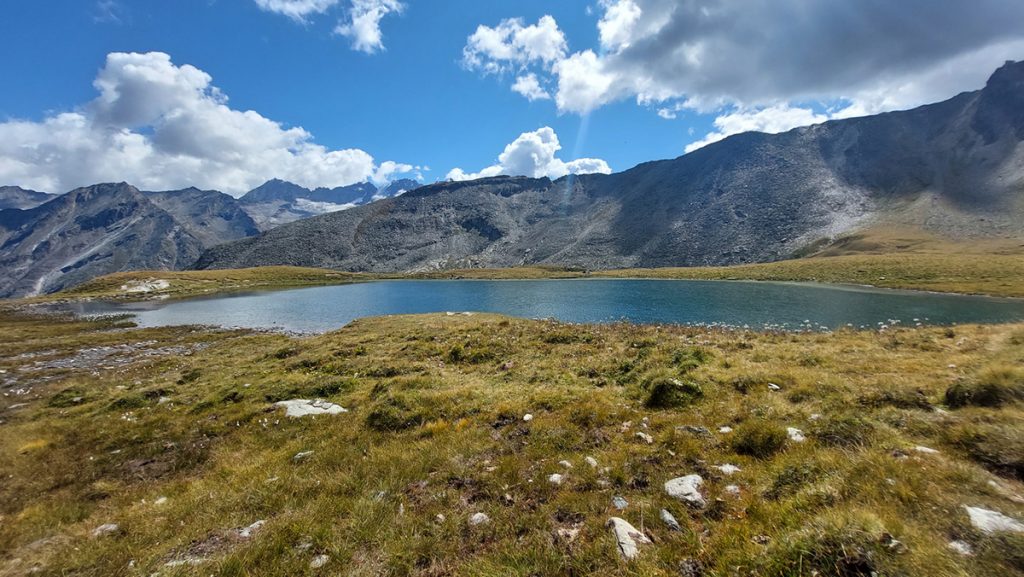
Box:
xmin=0 ymin=52 xmax=416 ymax=196
xmin=684 ymin=105 xmax=830 ymax=153
xmin=511 ymin=74 xmax=550 ymax=101
xmin=463 ymin=16 xmax=568 ymax=75
xmin=446 ymin=127 xmax=611 ymax=182
xmin=253 ymin=0 xmax=340 ymax=22
xmin=335 ymin=0 xmax=404 ymax=54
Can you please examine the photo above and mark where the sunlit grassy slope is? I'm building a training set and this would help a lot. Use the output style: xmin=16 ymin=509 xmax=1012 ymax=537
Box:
xmin=31 ymin=227 xmax=1024 ymax=302
xmin=1 ymin=309 xmax=1022 ymax=576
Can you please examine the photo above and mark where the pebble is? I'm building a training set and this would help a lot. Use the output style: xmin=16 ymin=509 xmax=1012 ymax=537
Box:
xmin=635 ymin=432 xmax=654 ymax=444
xmin=293 ymin=451 xmax=315 ymax=462
xmin=660 ymin=509 xmax=681 ymax=531
xmin=612 ymin=496 xmax=628 ymax=510
xmin=548 ymin=473 xmax=564 ymax=485
xmin=606 ymin=517 xmax=651 ymax=560
xmin=153 ymin=496 xmax=168 ymax=506
xmin=558 ymin=460 xmax=573 ymax=469
xmin=585 ymin=456 xmax=598 ymax=468
xmin=948 ymin=540 xmax=974 ymax=556
xmin=718 ymin=426 xmax=733 ymax=434
xmin=309 ymin=555 xmax=330 ymax=569
xmin=237 ymin=520 xmax=266 ymax=538
xmin=714 ymin=464 xmax=741 ymax=475
xmin=522 ymin=414 xmax=533 ymax=422
xmin=787 ymin=427 xmax=806 ymax=443
xmin=724 ymin=484 xmax=741 ymax=496
xmin=665 ymin=475 xmax=706 ymax=508
xmin=914 ymin=446 xmax=940 ymax=455
xmin=469 ymin=512 xmax=490 ymax=526
xmin=91 ymin=524 xmax=120 ymax=538
xmin=768 ymin=383 xmax=781 ymax=391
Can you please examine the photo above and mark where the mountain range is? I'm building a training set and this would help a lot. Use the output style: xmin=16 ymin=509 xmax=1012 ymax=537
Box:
xmin=196 ymin=61 xmax=1024 ymax=273
xmin=239 ymin=178 xmax=421 ymax=230
xmin=0 ymin=186 xmax=57 ymax=210
xmin=2 ymin=61 xmax=1024 ymax=297
xmin=0 ymin=178 xmax=419 ymax=297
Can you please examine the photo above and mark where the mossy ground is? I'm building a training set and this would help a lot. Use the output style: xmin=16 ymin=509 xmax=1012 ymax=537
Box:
xmin=1 ymin=309 xmax=1023 ymax=576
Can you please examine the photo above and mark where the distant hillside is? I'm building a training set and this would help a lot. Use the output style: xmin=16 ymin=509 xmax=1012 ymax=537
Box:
xmin=0 ymin=186 xmax=56 ymax=210
xmin=240 ymin=178 xmax=421 ymax=230
xmin=144 ymin=187 xmax=260 ymax=248
xmin=0 ymin=183 xmax=206 ymax=297
xmin=196 ymin=62 xmax=1024 ymax=273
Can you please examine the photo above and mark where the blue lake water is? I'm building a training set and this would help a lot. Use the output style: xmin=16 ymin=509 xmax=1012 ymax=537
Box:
xmin=69 ymin=279 xmax=1024 ymax=334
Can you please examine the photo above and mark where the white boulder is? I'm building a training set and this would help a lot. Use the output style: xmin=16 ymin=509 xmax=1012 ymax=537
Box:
xmin=665 ymin=475 xmax=706 ymax=508
xmin=275 ymin=399 xmax=347 ymax=418
xmin=964 ymin=506 xmax=1024 ymax=534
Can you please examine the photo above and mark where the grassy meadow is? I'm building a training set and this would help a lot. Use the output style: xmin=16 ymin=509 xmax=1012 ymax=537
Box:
xmin=1 ymin=308 xmax=1023 ymax=576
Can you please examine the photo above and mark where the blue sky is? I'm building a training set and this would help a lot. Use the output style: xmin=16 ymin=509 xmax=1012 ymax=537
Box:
xmin=1 ymin=0 xmax=1022 ymax=195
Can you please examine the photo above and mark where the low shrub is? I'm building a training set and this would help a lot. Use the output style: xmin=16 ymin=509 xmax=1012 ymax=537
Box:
xmin=858 ymin=388 xmax=933 ymax=411
xmin=760 ymin=512 xmax=891 ymax=577
xmin=945 ymin=421 xmax=1024 ymax=480
xmin=732 ymin=421 xmax=787 ymax=458
xmin=673 ymin=346 xmax=712 ymax=372
xmin=810 ymin=414 xmax=875 ymax=448
xmin=945 ymin=367 xmax=1024 ymax=408
xmin=643 ymin=373 xmax=703 ymax=409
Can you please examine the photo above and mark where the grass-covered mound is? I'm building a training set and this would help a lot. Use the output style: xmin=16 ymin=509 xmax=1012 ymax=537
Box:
xmin=0 ymin=310 xmax=1022 ymax=576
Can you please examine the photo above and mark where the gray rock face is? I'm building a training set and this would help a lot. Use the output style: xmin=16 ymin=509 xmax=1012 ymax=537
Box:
xmin=144 ymin=188 xmax=260 ymax=248
xmin=0 ymin=183 xmax=206 ymax=297
xmin=0 ymin=184 xmax=265 ymax=298
xmin=197 ymin=62 xmax=1024 ymax=273
xmin=0 ymin=186 xmax=56 ymax=210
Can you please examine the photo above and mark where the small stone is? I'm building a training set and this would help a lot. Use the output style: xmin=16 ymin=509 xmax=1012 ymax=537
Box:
xmin=767 ymin=383 xmax=781 ymax=391
xmin=635 ymin=432 xmax=654 ymax=444
xmin=293 ymin=450 xmax=315 ymax=462
xmin=435 ymin=514 xmax=446 ymax=523
xmin=620 ymin=421 xmax=632 ymax=432
xmin=612 ymin=496 xmax=629 ymax=510
xmin=880 ymin=532 xmax=907 ymax=553
xmin=548 ymin=473 xmax=564 ymax=485
xmin=787 ymin=427 xmax=806 ymax=443
xmin=275 ymin=399 xmax=347 ymax=418
xmin=559 ymin=460 xmax=573 ymax=469
xmin=522 ymin=413 xmax=533 ymax=422
xmin=660 ymin=509 xmax=681 ymax=531
xmin=91 ymin=524 xmax=120 ymax=538
xmin=606 ymin=517 xmax=651 ymax=560
xmin=948 ymin=540 xmax=973 ymax=556
xmin=724 ymin=485 xmax=741 ymax=496
xmin=718 ymin=426 xmax=733 ymax=434
xmin=914 ymin=446 xmax=940 ymax=455
xmin=585 ymin=456 xmax=598 ymax=468
xmin=714 ymin=464 xmax=741 ymax=475
xmin=309 ymin=555 xmax=330 ymax=569
xmin=964 ymin=506 xmax=1024 ymax=534
xmin=153 ymin=496 xmax=168 ymax=506
xmin=469 ymin=512 xmax=490 ymax=526
xmin=237 ymin=520 xmax=266 ymax=538
xmin=665 ymin=475 xmax=706 ymax=508
xmin=809 ymin=413 xmax=822 ymax=421
xmin=677 ymin=425 xmax=711 ymax=437
xmin=679 ymin=558 xmax=703 ymax=577
xmin=752 ymin=535 xmax=772 ymax=545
